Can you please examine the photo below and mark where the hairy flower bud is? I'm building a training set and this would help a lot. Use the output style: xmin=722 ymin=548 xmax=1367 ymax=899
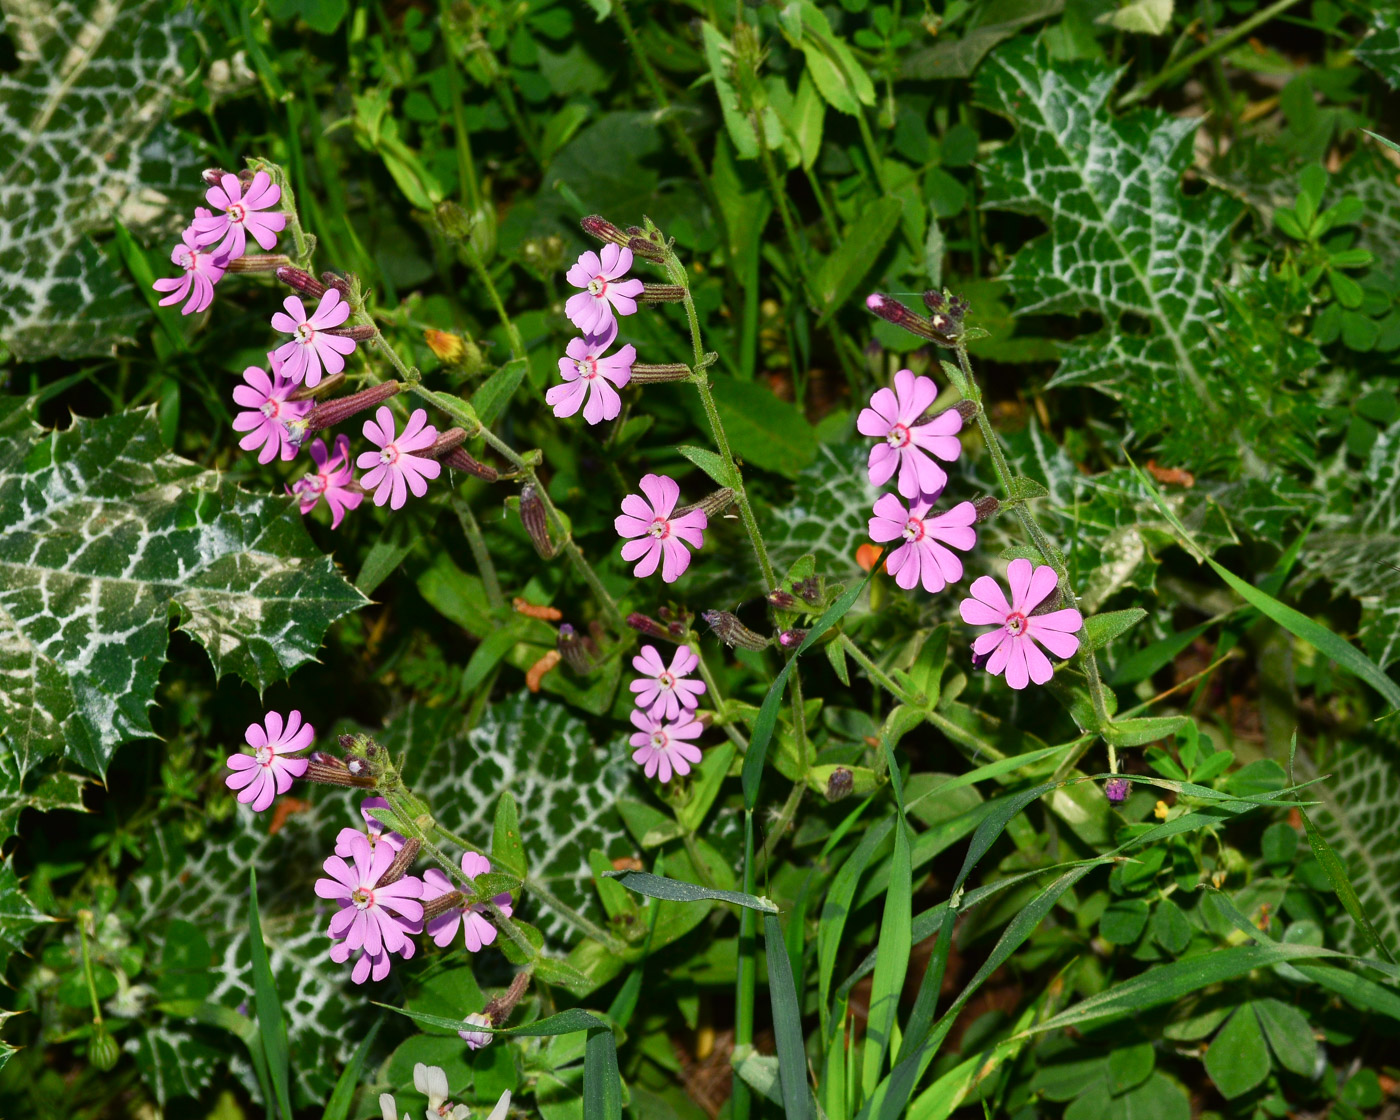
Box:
xmin=826 ymin=767 xmax=856 ymax=803
xmin=320 ymin=271 xmax=353 ymax=297
xmin=1104 ymin=777 xmax=1130 ymax=804
xmin=624 ymin=224 xmax=669 ymax=263
xmin=917 ymin=398 xmax=980 ymax=426
xmin=376 ymin=838 xmax=420 ymax=887
xmin=519 ymin=485 xmax=556 ymax=559
xmin=304 ymin=755 xmax=376 ymax=788
xmin=866 ymin=292 xmax=962 ymax=348
xmin=580 ymin=215 xmax=630 ymax=247
xmin=922 ymin=290 xmax=970 ymax=337
xmin=767 ymin=589 xmax=798 ymax=609
xmin=483 ymin=971 xmax=531 ymax=1026
xmin=676 ymin=488 xmax=735 ymax=519
xmin=629 ymin=362 xmax=693 ymax=384
xmin=427 ymin=428 xmax=468 ymax=459
xmin=201 ymin=167 xmax=230 ymax=187
xmin=423 ymin=890 xmax=466 ymax=921
xmin=627 ymin=612 xmax=678 ymax=642
xmin=973 ymin=495 xmax=1000 ymax=523
xmin=275 ymin=265 xmax=327 ymax=298
xmin=778 ymin=628 xmax=808 ymax=649
xmin=442 ymin=446 xmax=500 ymax=482
xmin=226 ymin=253 xmax=291 ymax=273
xmin=702 ymin=610 xmax=770 ymax=651
xmin=323 ymin=324 xmax=376 ymax=341
xmin=286 ymin=371 xmax=345 ymax=403
xmin=793 ymin=576 xmax=823 ymax=606
xmin=557 ymin=624 xmax=597 ymax=674
xmin=638 ymin=283 xmax=687 ymax=304
xmin=305 ymin=381 xmax=401 ymax=434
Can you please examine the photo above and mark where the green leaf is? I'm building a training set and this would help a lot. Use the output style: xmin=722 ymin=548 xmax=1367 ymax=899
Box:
xmin=1107 ymin=1042 xmax=1155 ymax=1094
xmin=815 ymin=197 xmax=904 ymax=318
xmin=900 ymin=0 xmax=1063 ymax=79
xmin=583 ymin=1024 xmax=623 ymax=1120
xmin=1203 ymin=1005 xmax=1270 ymax=1100
xmin=492 ymin=791 xmax=528 ymax=879
xmin=247 ymin=869 xmax=294 ymax=1120
xmin=1100 ymin=899 xmax=1149 ymax=945
xmin=604 ymin=870 xmax=779 ymax=912
xmin=0 ymin=401 xmax=366 ymax=777
xmin=794 ymin=1 xmax=876 ymax=114
xmin=0 ymin=857 xmax=54 ymax=975
xmin=416 ymin=553 xmax=493 ymax=637
xmin=863 ymin=812 xmax=913 ymax=1094
xmin=1104 ymin=716 xmax=1189 ymax=748
xmin=1357 ymin=11 xmax=1400 ymax=89
xmin=1252 ymin=998 xmax=1317 ymax=1077
xmin=0 ymin=0 xmax=203 ymax=359
xmin=1005 ymin=476 xmax=1049 ymax=502
xmin=764 ymin=914 xmax=810 ymax=1120
xmin=471 ymin=359 xmax=528 ymax=426
xmin=1098 ymin=0 xmax=1173 ymax=35
xmin=1083 ymin=608 xmax=1147 ymax=652
xmin=699 ymin=375 xmax=817 ymax=479
xmin=321 ymin=1018 xmax=380 ymax=1120
xmin=266 ymin=0 xmax=348 ymax=34
xmin=0 ymin=762 xmax=87 ymax=846
xmin=1151 ymin=898 xmax=1192 ymax=955
xmin=701 ymin=22 xmax=779 ymax=160
xmin=676 ymin=444 xmax=737 ymax=489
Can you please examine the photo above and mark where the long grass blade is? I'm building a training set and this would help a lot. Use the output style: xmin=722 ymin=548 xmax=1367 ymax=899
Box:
xmin=247 ymin=868 xmax=294 ymax=1120
xmin=764 ymin=913 xmax=811 ymax=1120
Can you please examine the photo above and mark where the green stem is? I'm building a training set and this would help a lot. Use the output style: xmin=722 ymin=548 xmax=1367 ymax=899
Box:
xmin=755 ymin=779 xmax=806 ymax=871
xmin=855 ymin=109 xmax=888 ymax=194
xmin=690 ymin=640 xmax=749 ymax=750
xmin=753 ymin=118 xmax=816 ymax=296
xmin=454 ymin=496 xmax=504 ymax=613
xmin=459 ymin=237 xmax=525 ymax=361
xmin=839 ymin=633 xmax=920 ymax=707
xmin=77 ymin=912 xmax=104 ymax=1026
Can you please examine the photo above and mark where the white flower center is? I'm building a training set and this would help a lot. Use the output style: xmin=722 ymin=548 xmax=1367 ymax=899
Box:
xmin=647 ymin=517 xmax=671 ymax=540
xmin=307 ymin=472 xmax=329 ymax=494
xmin=1005 ymin=612 xmax=1027 ymax=637
xmin=650 ymin=730 xmax=668 ymax=750
xmin=254 ymin=745 xmax=273 ymax=767
xmin=576 ymin=357 xmax=599 ymax=380
xmin=657 ymin=671 xmax=675 ymax=690
xmin=902 ymin=517 xmax=924 ymax=543
xmin=228 ymin=201 xmax=247 ymax=224
xmin=587 ymin=275 xmax=608 ymax=297
xmin=295 ymin=322 xmax=315 ymax=344
xmin=886 ymin=423 xmax=911 ymax=449
xmin=260 ymin=399 xmax=281 ymax=419
xmin=177 ymin=249 xmax=196 ymax=272
xmin=351 ymin=887 xmax=373 ymax=911
xmin=379 ymin=443 xmax=400 ymax=466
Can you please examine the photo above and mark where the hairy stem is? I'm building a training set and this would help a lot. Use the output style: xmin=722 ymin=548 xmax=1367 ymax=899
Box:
xmin=690 ymin=640 xmax=750 ymax=750
xmin=839 ymin=633 xmax=920 ymax=707
xmin=454 ymin=496 xmax=504 ymax=613
xmin=458 ymin=235 xmax=525 ymax=361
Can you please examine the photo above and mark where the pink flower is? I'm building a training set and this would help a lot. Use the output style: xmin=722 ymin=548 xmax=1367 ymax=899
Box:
xmin=356 ymin=407 xmax=441 ymax=509
xmin=231 ymin=365 xmax=311 ymax=464
xmin=190 ymin=171 xmax=286 ymax=259
xmin=334 ymin=796 xmax=406 ymax=857
xmin=270 ymin=289 xmax=356 ymax=388
xmin=459 ymin=1012 xmax=494 ymax=1050
xmin=629 ymin=710 xmax=704 ymax=782
xmin=315 ymin=831 xmax=424 ymax=958
xmin=959 ymin=558 xmax=1084 ymax=689
xmin=868 ymin=496 xmax=977 ymax=593
xmin=224 ymin=710 xmax=314 ymax=812
xmin=615 ymin=474 xmax=707 ymax=583
xmin=331 ymin=935 xmax=417 ymax=985
xmin=152 ymin=227 xmax=228 ymax=315
xmin=292 ymin=435 xmax=362 ymax=528
xmin=564 ymin=245 xmax=645 ymax=336
xmin=421 ymin=851 xmax=513 ymax=951
xmin=630 ymin=644 xmax=706 ymax=720
xmin=547 ymin=333 xmax=635 ymax=424
xmin=857 ymin=369 xmax=963 ymax=499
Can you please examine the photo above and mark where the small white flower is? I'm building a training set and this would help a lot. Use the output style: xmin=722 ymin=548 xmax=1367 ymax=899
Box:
xmin=380 ymin=1092 xmax=409 ymax=1120
xmin=413 ymin=1063 xmax=470 ymax=1120
xmin=486 ymin=1090 xmax=512 ymax=1120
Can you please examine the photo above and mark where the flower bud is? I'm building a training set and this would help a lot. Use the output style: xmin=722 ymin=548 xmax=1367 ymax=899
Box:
xmin=638 ymin=284 xmax=687 ymax=304
xmin=89 ymin=1028 xmax=120 ymax=1071
xmin=676 ymin=488 xmax=734 ymax=519
xmin=460 ymin=1012 xmax=493 ymax=1050
xmin=624 ymin=224 xmax=669 ymax=263
xmin=629 ymin=362 xmax=693 ymax=384
xmin=376 ymin=838 xmax=421 ymax=887
xmin=519 ymin=485 xmax=556 ymax=559
xmin=580 ymin=215 xmax=630 ymax=247
xmin=323 ymin=324 xmax=376 ymax=341
xmin=287 ymin=371 xmax=345 ymax=402
xmin=276 ymin=266 xmax=327 ymax=298
xmin=922 ymin=290 xmax=969 ymax=337
xmin=702 ymin=610 xmax=770 ymax=651
xmin=865 ymin=293 xmax=961 ymax=348
xmin=442 ymin=446 xmax=500 ymax=482
xmin=657 ymin=605 xmax=693 ymax=639
xmin=826 ymin=767 xmax=855 ymax=803
xmin=794 ymin=577 xmax=822 ymax=605
xmin=422 ymin=890 xmax=466 ymax=921
xmin=427 ymin=428 xmax=467 ymax=459
xmin=226 ymin=253 xmax=291 ymax=273
xmin=304 ymin=756 xmax=376 ymax=788
xmin=767 ymin=589 xmax=798 ymax=609
xmin=778 ymin=628 xmax=808 ymax=649
xmin=1104 ymin=777 xmax=1130 ymax=804
xmin=916 ymin=398 xmax=979 ymax=426
xmin=320 ymin=271 xmax=353 ymax=297
xmin=557 ymin=624 xmax=597 ymax=674
xmin=201 ymin=167 xmax=230 ymax=187
xmin=305 ymin=381 xmax=401 ymax=434
xmin=435 ymin=200 xmax=475 ymax=242
xmin=627 ymin=613 xmax=678 ymax=643
xmin=483 ymin=971 xmax=531 ymax=1026
xmin=973 ymin=495 xmax=1000 ymax=523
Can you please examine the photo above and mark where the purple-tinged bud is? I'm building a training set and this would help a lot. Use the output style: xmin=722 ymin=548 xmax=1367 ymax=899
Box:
xmin=483 ymin=971 xmax=532 ymax=1026
xmin=287 ymin=371 xmax=345 ymax=402
xmin=304 ymin=756 xmax=376 ymax=788
xmin=693 ymin=710 xmax=715 ymax=730
xmin=427 ymin=428 xmax=468 ymax=459
xmin=624 ymin=225 xmax=669 ymax=263
xmin=346 ymin=756 xmax=372 ymax=780
xmin=320 ymin=271 xmax=353 ymax=297
xmin=629 ymin=363 xmax=693 ymax=384
xmin=778 ymin=628 xmax=808 ymax=648
xmin=519 ymin=485 xmax=556 ymax=559
xmin=638 ymin=284 xmax=687 ymax=304
xmin=676 ymin=488 xmax=735 ymax=519
xmin=276 ymin=266 xmax=327 ymax=298
xmin=376 ymin=838 xmax=420 ymax=887
xmin=305 ymin=381 xmax=402 ymax=434
xmin=1105 ymin=777 xmax=1131 ymax=804
xmin=973 ymin=495 xmax=1000 ymax=523
xmin=201 ymin=167 xmax=230 ymax=187
xmin=866 ymin=293 xmax=961 ymax=348
xmin=767 ymin=589 xmax=798 ymax=610
xmin=226 ymin=253 xmax=291 ymax=273
xmin=702 ymin=610 xmax=770 ymax=651
xmin=627 ymin=613 xmax=679 ymax=643
xmin=580 ymin=215 xmax=630 ymax=247
xmin=309 ymin=750 xmax=345 ymax=769
xmin=460 ymin=1012 xmax=493 ymax=1051
xmin=323 ymin=324 xmax=376 ymax=342
xmin=442 ymin=446 xmax=500 ymax=482
xmin=657 ymin=605 xmax=693 ymax=639
xmin=423 ymin=890 xmax=466 ymax=921
xmin=557 ymin=624 xmax=597 ymax=675
xmin=971 ymin=648 xmax=991 ymax=672
xmin=338 ymin=734 xmax=358 ymax=752
xmin=794 ymin=577 xmax=822 ymax=606
xmin=826 ymin=767 xmax=855 ymax=802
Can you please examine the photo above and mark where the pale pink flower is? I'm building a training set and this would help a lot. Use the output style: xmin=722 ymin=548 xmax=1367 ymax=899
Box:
xmin=615 ymin=474 xmax=706 ymax=583
xmin=224 ymin=710 xmax=313 ymax=812
xmin=270 ymin=289 xmax=356 ymax=388
xmin=564 ymin=245 xmax=645 ymax=336
xmin=630 ymin=644 xmax=706 ymax=720
xmin=959 ymin=558 xmax=1084 ymax=689
xmin=868 ymin=496 xmax=977 ymax=593
xmin=315 ymin=831 xmax=424 ymax=958
xmin=334 ymin=796 xmax=406 ymax=857
xmin=291 ymin=435 xmax=362 ymax=528
xmin=857 ymin=369 xmax=963 ymax=499
xmin=459 ymin=1013 xmax=494 ymax=1051
xmin=231 ymin=365 xmax=311 ymax=464
xmin=152 ymin=227 xmax=228 ymax=315
xmin=331 ymin=934 xmax=417 ymax=985
xmin=547 ymin=333 xmax=635 ymax=424
xmin=356 ymin=407 xmax=441 ymax=509
xmin=420 ymin=851 xmax=513 ymax=952
xmin=629 ymin=710 xmax=704 ymax=782
xmin=190 ymin=170 xmax=286 ymax=259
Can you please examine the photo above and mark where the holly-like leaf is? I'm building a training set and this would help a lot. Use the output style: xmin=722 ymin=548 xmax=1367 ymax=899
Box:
xmin=0 ymin=0 xmax=205 ymax=359
xmin=0 ymin=755 xmax=87 ymax=846
xmin=0 ymin=856 xmax=54 ymax=976
xmin=975 ymin=38 xmax=1243 ymax=452
xmin=0 ymin=399 xmax=367 ymax=778
xmin=1356 ymin=9 xmax=1400 ymax=91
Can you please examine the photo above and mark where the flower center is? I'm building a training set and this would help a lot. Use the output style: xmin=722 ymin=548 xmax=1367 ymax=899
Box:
xmin=902 ymin=517 xmax=924 ymax=543
xmin=307 ymin=472 xmax=329 ymax=495
xmin=587 ymin=275 xmax=608 ymax=297
xmin=295 ymin=322 xmax=315 ymax=345
xmin=647 ymin=517 xmax=671 ymax=540
xmin=657 ymin=671 xmax=675 ymax=690
xmin=1005 ymin=612 xmax=1027 ymax=637
xmin=254 ymin=745 xmax=273 ymax=767
xmin=351 ymin=887 xmax=373 ymax=911
xmin=177 ymin=249 xmax=196 ymax=272
xmin=886 ymin=423 xmax=911 ymax=449
xmin=379 ymin=443 xmax=400 ymax=466
xmin=260 ymin=399 xmax=281 ymax=419
xmin=650 ymin=729 xmax=668 ymax=750
xmin=227 ymin=201 xmax=247 ymax=224
xmin=576 ymin=357 xmax=599 ymax=380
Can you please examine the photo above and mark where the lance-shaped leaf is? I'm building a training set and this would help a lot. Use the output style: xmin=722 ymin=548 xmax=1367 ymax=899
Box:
xmin=0 ymin=0 xmax=205 ymax=359
xmin=0 ymin=399 xmax=367 ymax=777
xmin=975 ymin=38 xmax=1242 ymax=445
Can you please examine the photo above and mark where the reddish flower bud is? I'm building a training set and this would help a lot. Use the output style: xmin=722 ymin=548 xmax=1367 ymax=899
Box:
xmin=320 ymin=272 xmax=353 ymax=297
xmin=778 ymin=628 xmax=808 ymax=648
xmin=638 ymin=283 xmax=687 ymax=304
xmin=767 ymin=589 xmax=798 ymax=609
xmin=627 ymin=613 xmax=678 ymax=643
xmin=226 ymin=253 xmax=291 ymax=273
xmin=376 ymin=838 xmax=420 ymax=887
xmin=519 ymin=485 xmax=556 ymax=559
xmin=580 ymin=215 xmax=630 ymax=247
xmin=201 ymin=167 xmax=230 ymax=187
xmin=676 ymin=488 xmax=735 ymax=519
xmin=276 ymin=266 xmax=327 ymax=298
xmin=442 ymin=446 xmax=500 ymax=482
xmin=323 ymin=324 xmax=376 ymax=341
xmin=427 ymin=428 xmax=468 ymax=458
xmin=826 ymin=767 xmax=856 ymax=802
xmin=305 ymin=381 xmax=401 ymax=434
xmin=423 ymin=890 xmax=466 ymax=920
xmin=973 ymin=495 xmax=1000 ymax=523
xmin=866 ymin=292 xmax=962 ymax=348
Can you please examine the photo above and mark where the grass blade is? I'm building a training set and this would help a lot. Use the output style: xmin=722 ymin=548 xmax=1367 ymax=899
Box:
xmin=247 ymin=868 xmax=294 ymax=1120
xmin=603 ymin=870 xmax=780 ymax=912
xmin=765 ymin=913 xmax=811 ymax=1120
xmin=1299 ymin=804 xmax=1397 ymax=963
xmin=583 ymin=1025 xmax=623 ymax=1120
xmin=321 ymin=1017 xmax=380 ymax=1120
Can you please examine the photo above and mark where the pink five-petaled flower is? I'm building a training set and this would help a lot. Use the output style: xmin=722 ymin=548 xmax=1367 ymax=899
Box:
xmin=231 ymin=365 xmax=311 ymax=464
xmin=270 ymin=289 xmax=356 ymax=388
xmin=629 ymin=710 xmax=704 ymax=782
xmin=868 ymin=495 xmax=977 ymax=594
xmin=615 ymin=474 xmax=707 ymax=583
xmin=356 ymin=407 xmax=441 ymax=509
xmin=857 ymin=368 xmax=963 ymax=500
xmin=292 ymin=435 xmax=362 ymax=529
xmin=152 ymin=227 xmax=228 ymax=315
xmin=334 ymin=796 xmax=406 ymax=857
xmin=190 ymin=170 xmax=286 ymax=259
xmin=564 ymin=245 xmax=645 ymax=336
xmin=547 ymin=332 xmax=635 ymax=424
xmin=225 ymin=710 xmax=314 ymax=812
xmin=315 ymin=831 xmax=424 ymax=960
xmin=421 ymin=851 xmax=514 ymax=952
xmin=959 ymin=558 xmax=1084 ymax=689
xmin=331 ymin=933 xmax=417 ymax=985
xmin=630 ymin=644 xmax=706 ymax=720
